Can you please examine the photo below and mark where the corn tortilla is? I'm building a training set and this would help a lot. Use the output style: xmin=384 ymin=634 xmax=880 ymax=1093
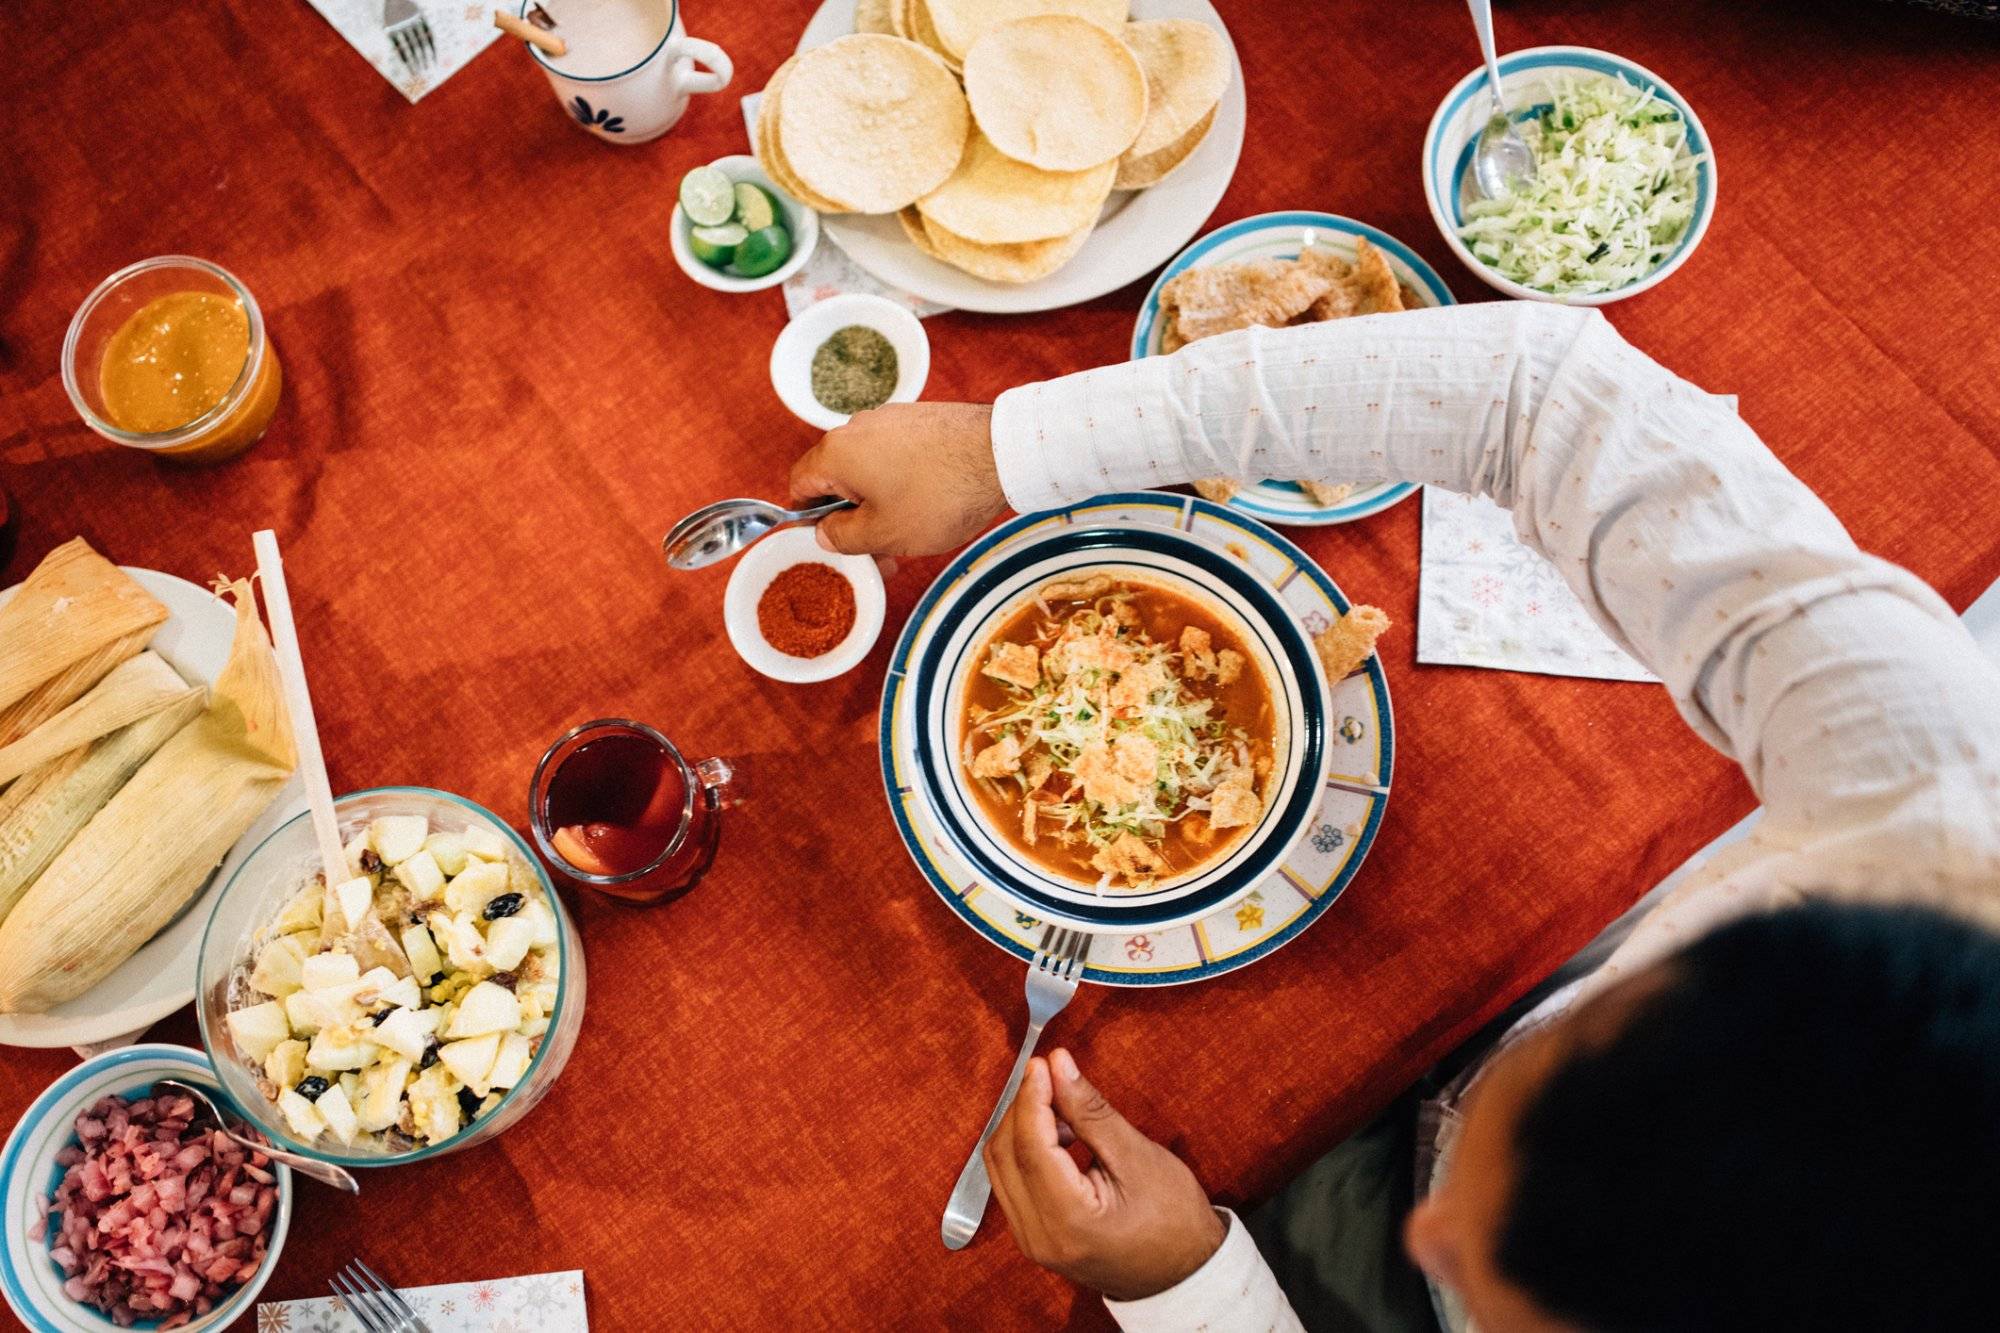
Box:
xmin=1121 ymin=19 xmax=1230 ymax=157
xmin=926 ymin=0 xmax=1128 ymax=62
xmin=963 ymin=15 xmax=1147 ymax=172
xmin=755 ymin=56 xmax=851 ymax=212
xmin=1115 ymin=104 xmax=1215 ymax=189
xmin=919 ymin=211 xmax=1094 ymax=283
xmin=918 ymin=126 xmax=1115 ymax=244
xmin=778 ymin=35 xmax=970 ymax=215
xmin=855 ymin=0 xmax=896 ymax=35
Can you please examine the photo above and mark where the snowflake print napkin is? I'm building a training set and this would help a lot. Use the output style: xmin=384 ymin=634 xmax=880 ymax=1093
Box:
xmin=258 ymin=1269 xmax=586 ymax=1331
xmin=1418 ymin=489 xmax=1656 ymax=683
xmin=302 ymin=0 xmax=504 ymax=104
xmin=738 ymin=92 xmax=954 ymax=320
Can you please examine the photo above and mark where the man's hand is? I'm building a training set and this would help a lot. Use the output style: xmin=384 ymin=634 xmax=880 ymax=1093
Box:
xmin=788 ymin=402 xmax=1006 ymax=557
xmin=983 ymin=1047 xmax=1225 ymax=1302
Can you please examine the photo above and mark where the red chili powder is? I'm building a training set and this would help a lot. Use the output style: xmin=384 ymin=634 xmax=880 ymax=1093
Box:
xmin=758 ymin=562 xmax=857 ymax=658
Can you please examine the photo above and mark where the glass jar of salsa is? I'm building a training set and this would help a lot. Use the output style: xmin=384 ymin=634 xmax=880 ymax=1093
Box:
xmin=61 ymin=256 xmax=283 ymax=466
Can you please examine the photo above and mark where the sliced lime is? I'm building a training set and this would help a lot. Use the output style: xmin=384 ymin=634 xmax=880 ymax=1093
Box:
xmin=678 ymin=166 xmax=736 ymax=227
xmin=688 ymin=221 xmax=749 ymax=268
xmin=733 ymin=182 xmax=780 ymax=233
xmin=729 ymin=224 xmax=793 ymax=277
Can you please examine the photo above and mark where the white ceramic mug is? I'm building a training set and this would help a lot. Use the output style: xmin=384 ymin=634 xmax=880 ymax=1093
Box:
xmin=522 ymin=0 xmax=732 ymax=144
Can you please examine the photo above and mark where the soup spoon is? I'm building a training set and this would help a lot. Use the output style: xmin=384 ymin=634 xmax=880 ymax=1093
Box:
xmin=155 ymin=1077 xmax=360 ymax=1194
xmin=661 ymin=495 xmax=855 ymax=571
xmin=1466 ymin=0 xmax=1535 ymax=200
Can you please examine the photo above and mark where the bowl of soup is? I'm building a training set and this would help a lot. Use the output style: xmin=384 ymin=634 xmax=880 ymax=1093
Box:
xmin=905 ymin=524 xmax=1332 ymax=931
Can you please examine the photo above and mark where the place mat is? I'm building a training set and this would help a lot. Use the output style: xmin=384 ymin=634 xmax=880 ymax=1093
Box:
xmin=304 ymin=0 xmax=503 ymax=104
xmin=258 ymin=1270 xmax=586 ymax=1330
xmin=1417 ymin=488 xmax=1655 ymax=683
xmin=738 ymin=92 xmax=951 ymax=320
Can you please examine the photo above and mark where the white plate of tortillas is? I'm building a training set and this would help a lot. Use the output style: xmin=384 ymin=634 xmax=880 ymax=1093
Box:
xmin=773 ymin=0 xmax=1245 ymax=314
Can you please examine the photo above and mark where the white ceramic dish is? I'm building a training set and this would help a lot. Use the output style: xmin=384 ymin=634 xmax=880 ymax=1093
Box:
xmin=0 ymin=569 xmax=308 ymax=1050
xmin=0 ymin=1043 xmax=293 ymax=1332
xmin=725 ymin=527 xmax=886 ymax=683
xmin=1422 ymin=46 xmax=1717 ymax=305
xmin=670 ymin=154 xmax=820 ymax=293
xmin=793 ymin=0 xmax=1246 ymax=315
xmin=1129 ymin=212 xmax=1457 ymax=527
xmin=769 ymin=293 xmax=929 ymax=431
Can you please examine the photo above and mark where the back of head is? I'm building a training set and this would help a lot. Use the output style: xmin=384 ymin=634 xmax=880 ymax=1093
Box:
xmin=1498 ymin=901 xmax=2000 ymax=1331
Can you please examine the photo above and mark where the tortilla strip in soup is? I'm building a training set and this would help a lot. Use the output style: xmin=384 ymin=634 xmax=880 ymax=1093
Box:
xmin=960 ymin=574 xmax=1278 ymax=891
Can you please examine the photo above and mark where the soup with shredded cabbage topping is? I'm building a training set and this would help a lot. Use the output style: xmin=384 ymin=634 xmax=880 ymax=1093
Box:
xmin=960 ymin=574 xmax=1278 ymax=892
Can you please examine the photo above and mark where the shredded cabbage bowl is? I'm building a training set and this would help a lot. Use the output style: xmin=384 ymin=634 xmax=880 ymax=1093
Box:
xmin=1458 ymin=74 xmax=1707 ymax=297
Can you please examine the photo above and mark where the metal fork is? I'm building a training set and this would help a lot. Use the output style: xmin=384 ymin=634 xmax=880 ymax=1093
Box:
xmin=941 ymin=924 xmax=1092 ymax=1250
xmin=330 ymin=1259 xmax=433 ymax=1333
xmin=382 ymin=0 xmax=435 ymax=74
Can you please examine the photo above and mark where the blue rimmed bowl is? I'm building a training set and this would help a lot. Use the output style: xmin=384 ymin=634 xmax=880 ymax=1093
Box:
xmin=1423 ymin=45 xmax=1717 ymax=305
xmin=1130 ymin=211 xmax=1455 ymax=527
xmin=1 ymin=1044 xmax=294 ymax=1333
xmin=906 ymin=522 xmax=1332 ymax=932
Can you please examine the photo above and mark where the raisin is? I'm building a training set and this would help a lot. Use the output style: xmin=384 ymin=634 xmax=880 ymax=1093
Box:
xmin=370 ymin=1007 xmax=395 ymax=1026
xmin=490 ymin=971 xmax=519 ymax=992
xmin=482 ymin=893 xmax=524 ymax=920
xmin=457 ymin=1087 xmax=483 ymax=1118
xmin=295 ymin=1076 xmax=331 ymax=1101
xmin=419 ymin=1040 xmax=440 ymax=1070
xmin=359 ymin=848 xmax=383 ymax=874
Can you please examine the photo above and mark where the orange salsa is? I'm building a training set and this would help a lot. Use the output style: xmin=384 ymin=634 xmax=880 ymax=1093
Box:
xmin=97 ymin=291 xmax=281 ymax=463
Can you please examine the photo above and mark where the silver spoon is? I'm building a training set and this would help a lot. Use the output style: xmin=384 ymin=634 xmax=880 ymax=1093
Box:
xmin=155 ymin=1077 xmax=360 ymax=1194
xmin=660 ymin=495 xmax=855 ymax=571
xmin=1466 ymin=0 xmax=1535 ymax=200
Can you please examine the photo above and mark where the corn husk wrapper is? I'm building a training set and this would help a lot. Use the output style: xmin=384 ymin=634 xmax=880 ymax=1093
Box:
xmin=0 ymin=690 xmax=207 ymax=921
xmin=0 ymin=578 xmax=296 ymax=1013
xmin=0 ymin=628 xmax=156 ymax=751
xmin=0 ymin=651 xmax=199 ymax=787
xmin=0 ymin=539 xmax=166 ymax=717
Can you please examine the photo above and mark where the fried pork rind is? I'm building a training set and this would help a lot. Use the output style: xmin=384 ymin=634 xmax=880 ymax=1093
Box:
xmin=1314 ymin=604 xmax=1392 ymax=681
xmin=1158 ymin=258 xmax=1333 ymax=346
xmin=1192 ymin=479 xmax=1239 ymax=503
xmin=1297 ymin=481 xmax=1356 ymax=507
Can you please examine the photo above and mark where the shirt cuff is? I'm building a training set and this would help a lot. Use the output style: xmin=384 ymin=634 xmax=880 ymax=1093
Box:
xmin=990 ymin=379 xmax=1073 ymax=515
xmin=1103 ymin=1209 xmax=1300 ymax=1333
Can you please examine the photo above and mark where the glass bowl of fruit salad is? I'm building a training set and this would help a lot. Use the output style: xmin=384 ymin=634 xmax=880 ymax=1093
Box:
xmin=194 ymin=787 xmax=586 ymax=1166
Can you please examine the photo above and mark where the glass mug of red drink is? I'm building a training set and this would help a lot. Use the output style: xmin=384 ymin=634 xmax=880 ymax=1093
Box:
xmin=529 ymin=719 xmax=732 ymax=904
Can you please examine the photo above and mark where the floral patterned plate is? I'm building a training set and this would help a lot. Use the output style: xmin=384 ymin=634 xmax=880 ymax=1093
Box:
xmin=881 ymin=493 xmax=1393 ymax=986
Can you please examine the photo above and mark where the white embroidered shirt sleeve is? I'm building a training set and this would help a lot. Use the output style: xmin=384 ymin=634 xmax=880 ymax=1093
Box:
xmin=1103 ymin=1210 xmax=1305 ymax=1333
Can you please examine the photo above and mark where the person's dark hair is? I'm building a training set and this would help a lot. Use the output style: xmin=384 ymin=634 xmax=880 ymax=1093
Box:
xmin=1498 ymin=902 xmax=1999 ymax=1331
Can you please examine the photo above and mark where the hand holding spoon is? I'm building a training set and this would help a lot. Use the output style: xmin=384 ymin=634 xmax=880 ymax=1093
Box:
xmin=155 ymin=1078 xmax=360 ymax=1194
xmin=661 ymin=496 xmax=855 ymax=571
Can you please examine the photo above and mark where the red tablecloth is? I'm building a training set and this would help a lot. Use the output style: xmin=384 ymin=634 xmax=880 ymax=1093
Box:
xmin=4 ymin=0 xmax=1998 ymax=1326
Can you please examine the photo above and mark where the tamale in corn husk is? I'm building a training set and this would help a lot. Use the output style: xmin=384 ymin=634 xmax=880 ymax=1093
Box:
xmin=0 ymin=578 xmax=295 ymax=1013
xmin=0 ymin=689 xmax=207 ymax=921
xmin=0 ymin=651 xmax=200 ymax=787
xmin=0 ymin=628 xmax=157 ymax=750
xmin=0 ymin=539 xmax=166 ymax=717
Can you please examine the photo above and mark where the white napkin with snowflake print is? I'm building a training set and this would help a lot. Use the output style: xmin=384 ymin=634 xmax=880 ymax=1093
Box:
xmin=257 ymin=1269 xmax=585 ymax=1331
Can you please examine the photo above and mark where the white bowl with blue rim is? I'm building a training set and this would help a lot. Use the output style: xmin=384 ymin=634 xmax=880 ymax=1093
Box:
xmin=902 ymin=520 xmax=1333 ymax=933
xmin=1422 ymin=45 xmax=1717 ymax=305
xmin=670 ymin=155 xmax=820 ymax=294
xmin=1130 ymin=212 xmax=1455 ymax=527
xmin=2 ymin=1044 xmax=294 ymax=1333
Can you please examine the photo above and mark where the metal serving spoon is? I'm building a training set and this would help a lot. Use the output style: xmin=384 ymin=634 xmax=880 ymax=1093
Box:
xmin=155 ymin=1077 xmax=360 ymax=1194
xmin=660 ymin=495 xmax=856 ymax=571
xmin=1466 ymin=0 xmax=1535 ymax=200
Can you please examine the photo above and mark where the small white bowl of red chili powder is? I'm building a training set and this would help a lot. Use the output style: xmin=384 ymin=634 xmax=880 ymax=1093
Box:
xmin=724 ymin=527 xmax=886 ymax=683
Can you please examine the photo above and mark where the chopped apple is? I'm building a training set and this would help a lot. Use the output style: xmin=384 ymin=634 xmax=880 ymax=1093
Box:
xmin=443 ymin=860 xmax=510 ymax=917
xmin=394 ymin=849 xmax=446 ymax=900
xmin=250 ymin=933 xmax=314 ymax=998
xmin=264 ymin=1038 xmax=309 ymax=1089
xmin=301 ymin=951 xmax=360 ymax=992
xmin=272 ymin=888 xmax=323 ymax=936
xmin=460 ymin=824 xmax=508 ymax=862
xmin=342 ymin=826 xmax=375 ymax=877
xmin=433 ymin=912 xmax=490 ymax=976
xmin=276 ymin=1087 xmax=325 ymax=1141
xmin=308 ymin=1026 xmax=379 ymax=1072
xmin=371 ymin=1006 xmax=430 ymax=1061
xmin=350 ymin=966 xmax=403 ymax=1007
xmin=333 ymin=876 xmax=376 ymax=931
xmin=487 ymin=1032 xmax=532 ymax=1091
xmin=445 ymin=981 xmax=519 ymax=1039
xmin=371 ymin=814 xmax=430 ymax=865
xmin=225 ymin=1000 xmax=291 ymax=1062
xmin=406 ymin=1065 xmax=461 ymax=1142
xmin=519 ymin=897 xmax=559 ymax=949
xmin=338 ymin=1071 xmax=362 ymax=1104
xmin=284 ymin=988 xmax=325 ymax=1035
xmin=376 ymin=974 xmax=422 ymax=1011
xmin=357 ymin=1057 xmax=413 ymax=1133
xmin=400 ymin=922 xmax=444 ymax=981
xmin=316 ymin=1083 xmax=360 ymax=1145
xmin=482 ymin=915 xmax=535 ymax=972
xmin=423 ymin=832 xmax=469 ymax=877
xmin=439 ymin=1032 xmax=500 ymax=1095
xmin=520 ymin=1014 xmax=551 ymax=1040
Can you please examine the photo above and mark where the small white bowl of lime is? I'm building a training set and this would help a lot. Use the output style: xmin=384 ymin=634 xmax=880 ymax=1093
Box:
xmin=671 ymin=155 xmax=819 ymax=294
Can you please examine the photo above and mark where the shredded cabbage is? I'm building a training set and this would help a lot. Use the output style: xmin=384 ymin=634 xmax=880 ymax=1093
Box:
xmin=1457 ymin=74 xmax=1704 ymax=296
